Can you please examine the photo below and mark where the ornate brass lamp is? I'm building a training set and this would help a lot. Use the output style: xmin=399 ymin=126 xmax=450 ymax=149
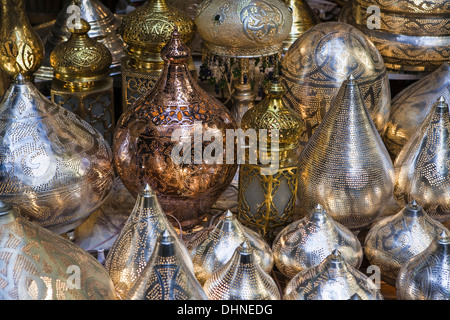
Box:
xmin=364 ymin=200 xmax=448 ymax=287
xmin=188 ymin=210 xmax=273 ymax=285
xmin=394 ymin=97 xmax=450 ymax=222
xmin=272 ymin=204 xmax=363 ymax=279
xmin=0 ymin=201 xmax=117 ymax=300
xmin=203 ymin=241 xmax=280 ymax=300
xmin=50 ymin=19 xmax=115 ymax=145
xmin=119 ymin=0 xmax=196 ymax=112
xmin=238 ymin=79 xmax=304 ymax=240
xmin=126 ymin=230 xmax=207 ymax=300
xmin=297 ymin=75 xmax=395 ymax=230
xmin=284 ymin=250 xmax=383 ymax=300
xmin=397 ymin=230 xmax=450 ymax=300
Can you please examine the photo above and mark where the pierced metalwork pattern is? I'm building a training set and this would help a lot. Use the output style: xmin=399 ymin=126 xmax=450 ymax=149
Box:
xmin=284 ymin=251 xmax=383 ymax=300
xmin=394 ymin=98 xmax=450 ymax=222
xmin=203 ymin=242 xmax=280 ymax=300
xmin=297 ymin=77 xmax=395 ymax=231
xmin=272 ymin=205 xmax=363 ymax=279
xmin=364 ymin=201 xmax=448 ymax=286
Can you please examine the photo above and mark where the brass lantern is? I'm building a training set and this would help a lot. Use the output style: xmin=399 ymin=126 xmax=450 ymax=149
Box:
xmin=238 ymin=79 xmax=304 ymax=240
xmin=394 ymin=97 xmax=450 ymax=222
xmin=279 ymin=21 xmax=391 ymax=145
xmin=50 ymin=19 xmax=115 ymax=145
xmin=297 ymin=75 xmax=395 ymax=230
xmin=0 ymin=201 xmax=117 ymax=300
xmin=272 ymin=204 xmax=363 ymax=279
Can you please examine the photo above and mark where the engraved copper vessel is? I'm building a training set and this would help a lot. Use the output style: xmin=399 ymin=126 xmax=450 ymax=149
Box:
xmin=113 ymin=29 xmax=237 ymax=229
xmin=394 ymin=97 xmax=450 ymax=222
xmin=105 ymin=184 xmax=194 ymax=299
xmin=0 ymin=75 xmax=114 ymax=234
xmin=126 ymin=230 xmax=208 ymax=300
xmin=384 ymin=63 xmax=450 ymax=159
xmin=272 ymin=204 xmax=363 ymax=279
xmin=284 ymin=250 xmax=383 ymax=300
xmin=397 ymin=230 xmax=450 ymax=300
xmin=297 ymin=76 xmax=395 ymax=230
xmin=279 ymin=21 xmax=391 ymax=145
xmin=203 ymin=241 xmax=280 ymax=300
xmin=364 ymin=200 xmax=448 ymax=287
xmin=0 ymin=201 xmax=117 ymax=300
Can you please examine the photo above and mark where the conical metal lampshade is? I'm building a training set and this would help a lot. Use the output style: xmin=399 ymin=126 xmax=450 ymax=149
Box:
xmin=126 ymin=230 xmax=208 ymax=300
xmin=394 ymin=97 xmax=450 ymax=222
xmin=297 ymin=75 xmax=395 ymax=230
xmin=189 ymin=210 xmax=273 ymax=285
xmin=0 ymin=201 xmax=117 ymax=300
xmin=203 ymin=241 xmax=280 ymax=300
xmin=272 ymin=204 xmax=363 ymax=279
xmin=384 ymin=63 xmax=450 ymax=159
xmin=105 ymin=184 xmax=194 ymax=299
xmin=397 ymin=230 xmax=450 ymax=300
xmin=284 ymin=250 xmax=383 ymax=300
xmin=364 ymin=200 xmax=448 ymax=286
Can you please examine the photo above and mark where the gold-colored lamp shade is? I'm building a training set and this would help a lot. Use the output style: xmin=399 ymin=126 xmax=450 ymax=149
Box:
xmin=280 ymin=21 xmax=391 ymax=145
xmin=0 ymin=201 xmax=117 ymax=300
xmin=284 ymin=250 xmax=383 ymax=300
xmin=105 ymin=184 xmax=194 ymax=299
xmin=203 ymin=241 xmax=280 ymax=300
xmin=364 ymin=200 xmax=448 ymax=286
xmin=272 ymin=204 xmax=363 ymax=279
xmin=297 ymin=75 xmax=395 ymax=231
xmin=188 ymin=210 xmax=273 ymax=285
xmin=384 ymin=63 xmax=450 ymax=159
xmin=394 ymin=97 xmax=450 ymax=222
xmin=126 ymin=230 xmax=207 ymax=300
xmin=0 ymin=75 xmax=114 ymax=235
xmin=397 ymin=230 xmax=450 ymax=300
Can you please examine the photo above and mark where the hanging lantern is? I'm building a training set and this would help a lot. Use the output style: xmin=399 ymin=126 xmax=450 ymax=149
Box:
xmin=272 ymin=204 xmax=363 ymax=279
xmin=297 ymin=75 xmax=395 ymax=230
xmin=0 ymin=201 xmax=117 ymax=300
xmin=203 ymin=241 xmax=280 ymax=300
xmin=394 ymin=97 xmax=450 ymax=222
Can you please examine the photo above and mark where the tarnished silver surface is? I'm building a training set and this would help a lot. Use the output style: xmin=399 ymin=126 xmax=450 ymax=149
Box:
xmin=126 ymin=230 xmax=208 ymax=300
xmin=284 ymin=250 xmax=384 ymax=300
xmin=384 ymin=63 xmax=450 ymax=159
xmin=297 ymin=76 xmax=395 ymax=230
xmin=203 ymin=241 xmax=280 ymax=300
xmin=105 ymin=184 xmax=194 ymax=299
xmin=364 ymin=200 xmax=448 ymax=287
xmin=272 ymin=204 xmax=363 ymax=279
xmin=0 ymin=75 xmax=114 ymax=234
xmin=394 ymin=97 xmax=450 ymax=222
xmin=188 ymin=210 xmax=273 ymax=285
xmin=397 ymin=230 xmax=450 ymax=300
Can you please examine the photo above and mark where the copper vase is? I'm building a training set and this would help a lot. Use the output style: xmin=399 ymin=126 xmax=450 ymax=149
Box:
xmin=113 ymin=29 xmax=237 ymax=229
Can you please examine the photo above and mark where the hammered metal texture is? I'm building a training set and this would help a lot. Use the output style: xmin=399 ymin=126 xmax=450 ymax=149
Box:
xmin=394 ymin=97 xmax=450 ymax=222
xmin=384 ymin=63 xmax=450 ymax=159
xmin=0 ymin=202 xmax=117 ymax=300
xmin=188 ymin=210 xmax=273 ymax=285
xmin=195 ymin=0 xmax=293 ymax=58
xmin=284 ymin=250 xmax=383 ymax=300
xmin=114 ymin=30 xmax=237 ymax=228
xmin=0 ymin=77 xmax=114 ymax=234
xmin=280 ymin=21 xmax=391 ymax=144
xmin=397 ymin=231 xmax=450 ymax=300
xmin=126 ymin=231 xmax=208 ymax=300
xmin=105 ymin=185 xmax=194 ymax=299
xmin=272 ymin=204 xmax=363 ymax=279
xmin=364 ymin=201 xmax=448 ymax=286
xmin=203 ymin=242 xmax=280 ymax=300
xmin=297 ymin=76 xmax=395 ymax=230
